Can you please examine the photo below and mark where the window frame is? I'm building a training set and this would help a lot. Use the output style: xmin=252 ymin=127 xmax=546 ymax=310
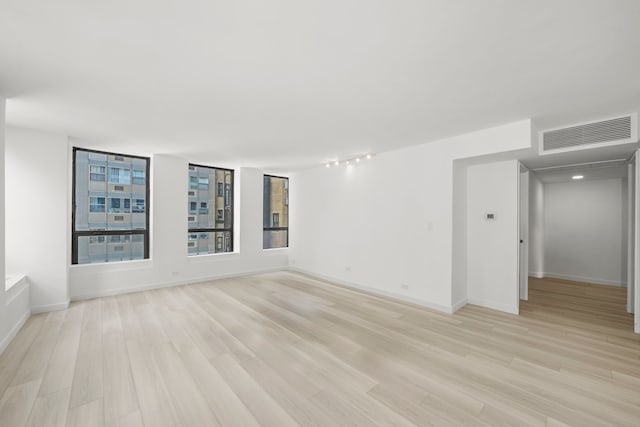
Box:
xmin=72 ymin=147 xmax=151 ymax=265
xmin=263 ymin=174 xmax=289 ymax=248
xmin=188 ymin=163 xmax=234 ymax=255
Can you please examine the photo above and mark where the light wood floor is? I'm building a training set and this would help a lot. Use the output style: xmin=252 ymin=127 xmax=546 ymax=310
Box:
xmin=1 ymin=272 xmax=640 ymax=426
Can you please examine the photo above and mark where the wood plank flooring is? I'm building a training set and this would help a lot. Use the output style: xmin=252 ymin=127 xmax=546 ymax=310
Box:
xmin=1 ymin=272 xmax=639 ymax=426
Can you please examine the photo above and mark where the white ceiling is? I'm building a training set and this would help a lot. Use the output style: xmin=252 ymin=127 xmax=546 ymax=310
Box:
xmin=532 ymin=160 xmax=629 ymax=184
xmin=1 ymin=0 xmax=639 ymax=171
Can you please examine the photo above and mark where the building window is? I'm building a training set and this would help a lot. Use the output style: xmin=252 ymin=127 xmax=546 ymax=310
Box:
xmin=132 ymin=170 xmax=145 ymax=185
xmin=263 ymin=175 xmax=288 ymax=249
xmin=108 ymin=167 xmax=131 ymax=184
xmin=89 ymin=197 xmax=106 ymax=213
xmin=73 ymin=148 xmax=149 ymax=264
xmin=188 ymin=164 xmax=234 ymax=255
xmin=132 ymin=199 xmax=145 ymax=213
xmin=90 ymin=166 xmax=106 ymax=181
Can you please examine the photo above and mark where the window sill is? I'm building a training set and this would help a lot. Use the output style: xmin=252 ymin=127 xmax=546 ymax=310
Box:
xmin=262 ymin=247 xmax=289 ymax=254
xmin=70 ymin=258 xmax=152 ymax=272
xmin=6 ymin=274 xmax=28 ymax=293
xmin=188 ymin=251 xmax=240 ymax=262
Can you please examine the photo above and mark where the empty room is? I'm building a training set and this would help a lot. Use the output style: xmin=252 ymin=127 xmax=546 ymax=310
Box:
xmin=1 ymin=1 xmax=640 ymax=426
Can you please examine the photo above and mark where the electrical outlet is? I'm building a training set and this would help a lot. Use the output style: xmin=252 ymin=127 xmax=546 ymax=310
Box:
xmin=400 ymin=283 xmax=409 ymax=290
xmin=345 ymin=266 xmax=351 ymax=272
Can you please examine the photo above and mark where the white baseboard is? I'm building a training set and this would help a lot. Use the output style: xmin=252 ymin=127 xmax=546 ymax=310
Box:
xmin=0 ymin=309 xmax=30 ymax=355
xmin=288 ymin=267 xmax=456 ymax=314
xmin=451 ymin=298 xmax=468 ymax=313
xmin=31 ymin=300 xmax=70 ymax=314
xmin=467 ymin=297 xmax=518 ymax=315
xmin=70 ymin=267 xmax=285 ymax=301
xmin=528 ymin=271 xmax=544 ymax=279
xmin=543 ymin=272 xmax=626 ymax=287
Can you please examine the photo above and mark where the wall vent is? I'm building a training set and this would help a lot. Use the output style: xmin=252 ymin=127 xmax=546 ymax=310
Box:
xmin=539 ymin=113 xmax=637 ymax=155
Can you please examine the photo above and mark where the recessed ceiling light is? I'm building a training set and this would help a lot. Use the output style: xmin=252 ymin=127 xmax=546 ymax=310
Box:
xmin=334 ymin=161 xmax=339 ymax=166
xmin=366 ymin=154 xmax=372 ymax=160
xmin=572 ymin=175 xmax=584 ymax=180
xmin=325 ymin=163 xmax=331 ymax=168
xmin=355 ymin=158 xmax=361 ymax=163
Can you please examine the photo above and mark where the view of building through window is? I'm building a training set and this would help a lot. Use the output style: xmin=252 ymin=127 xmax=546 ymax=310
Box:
xmin=73 ymin=148 xmax=149 ymax=264
xmin=188 ymin=164 xmax=234 ymax=255
xmin=263 ymin=175 xmax=289 ymax=249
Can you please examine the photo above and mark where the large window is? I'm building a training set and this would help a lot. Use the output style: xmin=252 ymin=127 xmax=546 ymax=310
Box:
xmin=72 ymin=148 xmax=150 ymax=264
xmin=188 ymin=164 xmax=234 ymax=255
xmin=263 ymin=175 xmax=288 ymax=249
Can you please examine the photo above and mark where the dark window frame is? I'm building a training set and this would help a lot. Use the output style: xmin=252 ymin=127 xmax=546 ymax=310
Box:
xmin=72 ymin=147 xmax=150 ymax=265
xmin=188 ymin=163 xmax=234 ymax=254
xmin=263 ymin=174 xmax=289 ymax=248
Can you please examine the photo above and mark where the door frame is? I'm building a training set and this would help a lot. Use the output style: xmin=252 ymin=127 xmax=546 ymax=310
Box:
xmin=518 ymin=163 xmax=529 ymax=302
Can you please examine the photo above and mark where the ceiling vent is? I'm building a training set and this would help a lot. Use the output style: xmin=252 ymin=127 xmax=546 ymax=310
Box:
xmin=539 ymin=113 xmax=638 ymax=155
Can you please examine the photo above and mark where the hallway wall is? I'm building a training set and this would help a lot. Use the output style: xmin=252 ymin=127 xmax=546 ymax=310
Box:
xmin=544 ymin=178 xmax=627 ymax=287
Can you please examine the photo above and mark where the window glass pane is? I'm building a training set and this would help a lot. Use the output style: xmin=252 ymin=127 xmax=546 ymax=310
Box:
xmin=75 ymin=150 xmax=147 ymax=232
xmin=74 ymin=148 xmax=149 ymax=264
xmin=263 ymin=175 xmax=289 ymax=249
xmin=263 ymin=176 xmax=289 ymax=228
xmin=263 ymin=230 xmax=288 ymax=249
xmin=187 ymin=231 xmax=232 ymax=255
xmin=188 ymin=165 xmax=233 ymax=255
xmin=77 ymin=234 xmax=144 ymax=264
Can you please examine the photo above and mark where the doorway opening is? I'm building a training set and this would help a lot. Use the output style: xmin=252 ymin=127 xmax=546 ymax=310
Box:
xmin=519 ymin=158 xmax=637 ymax=332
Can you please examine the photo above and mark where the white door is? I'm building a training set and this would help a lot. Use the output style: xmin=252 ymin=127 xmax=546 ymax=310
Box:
xmin=519 ymin=165 xmax=529 ymax=301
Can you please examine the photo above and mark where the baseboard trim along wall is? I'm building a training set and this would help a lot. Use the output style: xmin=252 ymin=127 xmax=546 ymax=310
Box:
xmin=467 ymin=298 xmax=519 ymax=315
xmin=0 ymin=309 xmax=30 ymax=355
xmin=528 ymin=271 xmax=544 ymax=279
xmin=542 ymin=272 xmax=626 ymax=287
xmin=31 ymin=300 xmax=70 ymax=314
xmin=451 ymin=298 xmax=468 ymax=313
xmin=70 ymin=267 xmax=285 ymax=301
xmin=289 ymin=266 xmax=459 ymax=314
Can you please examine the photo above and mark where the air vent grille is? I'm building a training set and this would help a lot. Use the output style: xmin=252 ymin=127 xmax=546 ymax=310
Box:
xmin=541 ymin=114 xmax=636 ymax=154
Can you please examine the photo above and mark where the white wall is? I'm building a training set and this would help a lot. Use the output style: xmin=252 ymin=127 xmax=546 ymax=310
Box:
xmin=70 ymin=155 xmax=288 ymax=299
xmin=544 ymin=178 xmax=627 ymax=286
xmin=1 ymin=100 xmax=32 ymax=354
xmin=290 ymin=120 xmax=532 ymax=313
xmin=451 ymin=161 xmax=467 ymax=309
xmin=467 ymin=160 xmax=520 ymax=314
xmin=528 ymin=173 xmax=545 ymax=277
xmin=5 ymin=127 xmax=70 ymax=312
xmin=0 ymin=97 xmax=6 ymax=347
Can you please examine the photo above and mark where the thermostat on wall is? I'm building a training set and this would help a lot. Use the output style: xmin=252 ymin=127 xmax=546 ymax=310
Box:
xmin=486 ymin=213 xmax=495 ymax=220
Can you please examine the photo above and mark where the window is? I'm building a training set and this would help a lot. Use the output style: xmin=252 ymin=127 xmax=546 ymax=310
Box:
xmin=188 ymin=164 xmax=234 ymax=255
xmin=132 ymin=170 xmax=145 ymax=185
xmin=189 ymin=176 xmax=198 ymax=190
xmin=108 ymin=167 xmax=131 ymax=184
xmin=132 ymin=199 xmax=145 ymax=213
xmin=73 ymin=148 xmax=149 ymax=264
xmin=90 ymin=166 xmax=106 ymax=181
xmin=263 ymin=175 xmax=289 ymax=249
xmin=198 ymin=177 xmax=209 ymax=190
xmin=89 ymin=197 xmax=105 ymax=213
